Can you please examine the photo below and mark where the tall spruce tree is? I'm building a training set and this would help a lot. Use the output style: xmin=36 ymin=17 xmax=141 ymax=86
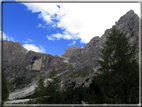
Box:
xmin=87 ymin=76 xmax=104 ymax=104
xmin=33 ymin=76 xmax=45 ymax=98
xmin=93 ymin=26 xmax=139 ymax=104
xmin=43 ymin=67 xmax=61 ymax=103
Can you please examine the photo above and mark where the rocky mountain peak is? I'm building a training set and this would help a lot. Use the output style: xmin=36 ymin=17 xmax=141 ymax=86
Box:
xmin=61 ymin=44 xmax=81 ymax=58
xmin=73 ymin=45 xmax=80 ymax=49
xmin=2 ymin=40 xmax=28 ymax=61
xmin=61 ymin=47 xmax=73 ymax=58
xmin=117 ymin=10 xmax=138 ymax=24
xmin=89 ymin=36 xmax=100 ymax=44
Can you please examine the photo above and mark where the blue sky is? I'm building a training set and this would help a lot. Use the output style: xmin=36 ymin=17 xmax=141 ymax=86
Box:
xmin=1 ymin=1 xmax=140 ymax=56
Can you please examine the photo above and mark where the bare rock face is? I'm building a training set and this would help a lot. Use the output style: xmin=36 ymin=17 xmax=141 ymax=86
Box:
xmin=4 ymin=50 xmax=65 ymax=78
xmin=2 ymin=40 xmax=28 ymax=69
xmin=71 ymin=10 xmax=139 ymax=69
xmin=2 ymin=41 xmax=28 ymax=61
xmin=2 ymin=44 xmax=65 ymax=94
xmin=62 ymin=10 xmax=141 ymax=88
xmin=61 ymin=45 xmax=81 ymax=62
xmin=61 ymin=47 xmax=74 ymax=58
xmin=73 ymin=45 xmax=80 ymax=49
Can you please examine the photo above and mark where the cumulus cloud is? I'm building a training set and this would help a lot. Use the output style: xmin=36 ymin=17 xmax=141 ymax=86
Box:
xmin=0 ymin=31 xmax=14 ymax=41
xmin=68 ymin=41 xmax=76 ymax=46
xmin=46 ymin=35 xmax=55 ymax=41
xmin=23 ymin=44 xmax=45 ymax=53
xmin=16 ymin=2 xmax=140 ymax=43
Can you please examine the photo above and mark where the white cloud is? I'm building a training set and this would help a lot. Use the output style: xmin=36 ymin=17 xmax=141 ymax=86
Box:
xmin=23 ymin=44 xmax=45 ymax=53
xmin=21 ymin=3 xmax=61 ymax=24
xmin=46 ymin=35 xmax=55 ymax=41
xmin=51 ymin=33 xmax=63 ymax=40
xmin=50 ymin=31 xmax=80 ymax=40
xmin=68 ymin=41 xmax=76 ymax=46
xmin=16 ymin=2 xmax=140 ymax=43
xmin=0 ymin=31 xmax=14 ymax=41
xmin=23 ymin=39 xmax=33 ymax=43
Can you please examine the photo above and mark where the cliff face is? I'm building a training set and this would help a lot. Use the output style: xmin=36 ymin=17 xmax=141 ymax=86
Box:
xmin=2 ymin=10 xmax=141 ymax=100
xmin=2 ymin=40 xmax=28 ymax=69
xmin=61 ymin=10 xmax=140 ymax=89
xmin=62 ymin=10 xmax=140 ymax=69
xmin=2 ymin=40 xmax=66 ymax=95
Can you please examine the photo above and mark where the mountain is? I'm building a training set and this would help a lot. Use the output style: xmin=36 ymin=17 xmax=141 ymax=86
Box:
xmin=61 ymin=10 xmax=140 ymax=89
xmin=2 ymin=10 xmax=140 ymax=100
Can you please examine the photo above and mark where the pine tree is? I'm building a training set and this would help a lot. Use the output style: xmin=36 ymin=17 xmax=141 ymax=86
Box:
xmin=2 ymin=72 xmax=9 ymax=103
xmin=44 ymin=67 xmax=61 ymax=103
xmin=33 ymin=76 xmax=45 ymax=98
xmin=96 ymin=26 xmax=139 ymax=104
xmin=87 ymin=76 xmax=104 ymax=104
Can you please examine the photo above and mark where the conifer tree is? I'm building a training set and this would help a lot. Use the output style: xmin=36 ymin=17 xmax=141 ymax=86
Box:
xmin=43 ymin=67 xmax=61 ymax=103
xmin=33 ymin=76 xmax=45 ymax=98
xmin=96 ymin=26 xmax=139 ymax=104
xmin=87 ymin=76 xmax=104 ymax=104
xmin=2 ymin=72 xmax=9 ymax=103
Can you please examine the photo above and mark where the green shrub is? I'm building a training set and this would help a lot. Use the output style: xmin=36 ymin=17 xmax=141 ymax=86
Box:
xmin=69 ymin=70 xmax=89 ymax=78
xmin=3 ymin=60 xmax=8 ymax=62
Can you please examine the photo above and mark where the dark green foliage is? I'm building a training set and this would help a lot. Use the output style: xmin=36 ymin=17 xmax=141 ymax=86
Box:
xmin=2 ymin=60 xmax=8 ymax=62
xmin=28 ymin=68 xmax=90 ymax=104
xmin=69 ymin=67 xmax=94 ymax=78
xmin=90 ymin=26 xmax=139 ymax=104
xmin=30 ymin=68 xmax=61 ymax=103
xmin=2 ymin=72 xmax=9 ymax=103
xmin=29 ymin=86 xmax=90 ymax=104
xmin=32 ymin=76 xmax=45 ymax=98
xmin=45 ymin=86 xmax=89 ymax=104
xmin=87 ymin=76 xmax=104 ymax=104
xmin=2 ymin=68 xmax=6 ymax=71
xmin=69 ymin=70 xmax=89 ymax=78
xmin=56 ymin=68 xmax=66 ymax=73
xmin=42 ymin=68 xmax=61 ymax=103
xmin=58 ymin=61 xmax=68 ymax=67
xmin=8 ymin=77 xmax=32 ymax=92
xmin=67 ymin=64 xmax=73 ymax=70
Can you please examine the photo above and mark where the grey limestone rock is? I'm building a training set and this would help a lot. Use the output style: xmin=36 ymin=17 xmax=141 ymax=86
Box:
xmin=62 ymin=10 xmax=140 ymax=88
